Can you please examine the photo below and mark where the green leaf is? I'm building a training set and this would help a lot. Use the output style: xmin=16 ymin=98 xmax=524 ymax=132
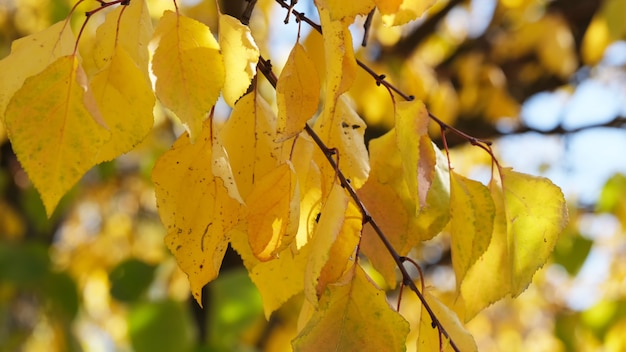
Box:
xmin=109 ymin=259 xmax=156 ymax=302
xmin=128 ymin=300 xmax=197 ymax=352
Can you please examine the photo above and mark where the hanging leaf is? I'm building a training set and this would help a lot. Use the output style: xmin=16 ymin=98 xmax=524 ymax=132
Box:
xmin=459 ymin=168 xmax=568 ymax=320
xmin=219 ymin=91 xmax=283 ymax=199
xmin=152 ymin=10 xmax=224 ymax=142
xmin=4 ymin=55 xmax=109 ymax=216
xmin=152 ymin=119 xmax=243 ymax=305
xmin=91 ymin=0 xmax=153 ymax=79
xmin=304 ymin=182 xmax=349 ymax=304
xmin=90 ymin=47 xmax=155 ymax=163
xmin=246 ymin=162 xmax=300 ymax=261
xmin=276 ymin=42 xmax=320 ymax=141
xmin=0 ymin=21 xmax=75 ymax=120
xmin=218 ymin=13 xmax=260 ymax=107
xmin=381 ymin=0 xmax=438 ymax=26
xmin=395 ymin=99 xmax=435 ymax=211
xmin=417 ymin=289 xmax=477 ymax=352
xmin=293 ymin=265 xmax=410 ymax=351
xmin=449 ymin=171 xmax=494 ymax=288
xmin=314 ymin=0 xmax=375 ymax=21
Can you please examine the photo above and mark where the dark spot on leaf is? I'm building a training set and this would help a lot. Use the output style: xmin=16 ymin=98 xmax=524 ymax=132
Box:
xmin=341 ymin=121 xmax=349 ymax=128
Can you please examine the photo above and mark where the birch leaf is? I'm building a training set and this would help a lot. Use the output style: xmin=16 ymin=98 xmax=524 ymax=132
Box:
xmin=152 ymin=10 xmax=224 ymax=142
xmin=459 ymin=168 xmax=568 ymax=320
xmin=0 ymin=21 xmax=75 ymax=120
xmin=152 ymin=119 xmax=243 ymax=305
xmin=218 ymin=13 xmax=259 ymax=107
xmin=276 ymin=42 xmax=320 ymax=141
xmin=293 ymin=265 xmax=410 ymax=351
xmin=4 ymin=55 xmax=109 ymax=216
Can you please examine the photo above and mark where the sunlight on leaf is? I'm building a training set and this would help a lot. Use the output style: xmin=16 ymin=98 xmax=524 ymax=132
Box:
xmin=381 ymin=0 xmax=437 ymax=26
xmin=246 ymin=162 xmax=300 ymax=261
xmin=91 ymin=0 xmax=153 ymax=80
xmin=304 ymin=182 xmax=349 ymax=304
xmin=219 ymin=91 xmax=284 ymax=199
xmin=5 ymin=55 xmax=109 ymax=216
xmin=152 ymin=119 xmax=243 ymax=305
xmin=449 ymin=171 xmax=494 ymax=288
xmin=218 ymin=13 xmax=259 ymax=107
xmin=276 ymin=42 xmax=320 ymax=141
xmin=90 ymin=47 xmax=155 ymax=163
xmin=459 ymin=168 xmax=568 ymax=320
xmin=0 ymin=21 xmax=75 ymax=121
xmin=315 ymin=0 xmax=375 ymax=21
xmin=395 ymin=99 xmax=435 ymax=211
xmin=417 ymin=289 xmax=477 ymax=352
xmin=293 ymin=265 xmax=410 ymax=351
xmin=152 ymin=10 xmax=224 ymax=142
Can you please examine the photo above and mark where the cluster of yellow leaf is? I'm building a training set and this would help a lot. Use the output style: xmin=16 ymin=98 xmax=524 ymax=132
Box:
xmin=0 ymin=0 xmax=569 ymax=350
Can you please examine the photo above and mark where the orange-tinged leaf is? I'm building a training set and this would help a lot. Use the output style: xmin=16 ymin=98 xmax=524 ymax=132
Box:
xmin=417 ymin=289 xmax=477 ymax=352
xmin=218 ymin=14 xmax=259 ymax=107
xmin=304 ymin=182 xmax=349 ymax=304
xmin=152 ymin=119 xmax=243 ymax=305
xmin=91 ymin=0 xmax=152 ymax=79
xmin=449 ymin=171 xmax=494 ymax=288
xmin=381 ymin=0 xmax=437 ymax=26
xmin=246 ymin=162 xmax=300 ymax=261
xmin=91 ymin=47 xmax=155 ymax=162
xmin=314 ymin=0 xmax=375 ymax=21
xmin=293 ymin=265 xmax=410 ymax=351
xmin=4 ymin=55 xmax=109 ymax=216
xmin=459 ymin=168 xmax=568 ymax=320
xmin=313 ymin=96 xmax=369 ymax=190
xmin=0 ymin=21 xmax=75 ymax=120
xmin=219 ymin=91 xmax=283 ymax=199
xmin=395 ymin=99 xmax=435 ymax=211
xmin=152 ymin=10 xmax=224 ymax=142
xmin=317 ymin=199 xmax=361 ymax=296
xmin=276 ymin=43 xmax=320 ymax=141
xmin=359 ymin=129 xmax=449 ymax=287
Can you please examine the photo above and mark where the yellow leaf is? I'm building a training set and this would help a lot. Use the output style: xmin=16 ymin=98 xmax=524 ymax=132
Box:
xmin=395 ymin=99 xmax=435 ymax=211
xmin=317 ymin=6 xmax=357 ymax=104
xmin=276 ymin=42 xmax=320 ymax=141
xmin=0 ymin=21 xmax=75 ymax=121
xmin=375 ymin=0 xmax=402 ymax=15
xmin=219 ymin=91 xmax=283 ymax=199
xmin=230 ymin=228 xmax=311 ymax=318
xmin=359 ymin=129 xmax=449 ymax=287
xmin=537 ymin=15 xmax=577 ymax=78
xmin=91 ymin=0 xmax=153 ymax=80
xmin=382 ymin=0 xmax=437 ymax=26
xmin=293 ymin=265 xmax=410 ymax=351
xmin=317 ymin=199 xmax=362 ymax=296
xmin=246 ymin=162 xmax=300 ymax=261
xmin=4 ymin=55 xmax=109 ymax=216
xmin=449 ymin=171 xmax=494 ymax=293
xmin=417 ymin=289 xmax=477 ymax=352
xmin=459 ymin=168 xmax=568 ymax=320
xmin=304 ymin=182 xmax=349 ymax=304
xmin=313 ymin=96 xmax=369 ymax=190
xmin=90 ymin=47 xmax=155 ymax=162
xmin=314 ymin=0 xmax=375 ymax=21
xmin=152 ymin=119 xmax=243 ymax=305
xmin=218 ymin=14 xmax=259 ymax=107
xmin=582 ymin=0 xmax=626 ymax=65
xmin=152 ymin=10 xmax=224 ymax=142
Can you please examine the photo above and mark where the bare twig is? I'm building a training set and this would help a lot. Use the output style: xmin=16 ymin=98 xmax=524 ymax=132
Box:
xmin=258 ymin=55 xmax=462 ymax=352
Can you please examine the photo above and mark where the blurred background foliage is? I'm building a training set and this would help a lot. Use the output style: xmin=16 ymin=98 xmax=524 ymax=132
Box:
xmin=0 ymin=0 xmax=625 ymax=351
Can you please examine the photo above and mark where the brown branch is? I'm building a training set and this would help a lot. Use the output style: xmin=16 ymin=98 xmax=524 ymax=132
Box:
xmin=258 ymin=54 xmax=461 ymax=352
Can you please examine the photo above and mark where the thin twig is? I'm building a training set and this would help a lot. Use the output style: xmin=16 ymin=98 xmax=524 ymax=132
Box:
xmin=257 ymin=55 xmax=461 ymax=352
